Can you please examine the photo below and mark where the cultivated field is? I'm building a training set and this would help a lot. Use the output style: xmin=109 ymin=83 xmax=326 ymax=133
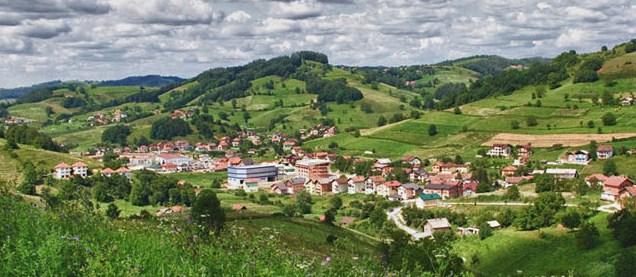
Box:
xmin=483 ymin=133 xmax=636 ymax=147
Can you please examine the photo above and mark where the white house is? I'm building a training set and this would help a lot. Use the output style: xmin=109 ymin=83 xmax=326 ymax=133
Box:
xmin=487 ymin=144 xmax=511 ymax=157
xmin=597 ymin=145 xmax=614 ymax=160
xmin=157 ymin=153 xmax=192 ymax=167
xmin=561 ymin=150 xmax=590 ymax=165
xmin=348 ymin=176 xmax=366 ymax=194
xmin=424 ymin=218 xmax=451 ymax=235
xmin=415 ymin=193 xmax=442 ymax=209
xmin=331 ymin=177 xmax=349 ymax=194
xmin=54 ymin=163 xmax=72 ymax=179
xmin=545 ymin=168 xmax=578 ymax=179
xmin=71 ymin=162 xmax=88 ymax=178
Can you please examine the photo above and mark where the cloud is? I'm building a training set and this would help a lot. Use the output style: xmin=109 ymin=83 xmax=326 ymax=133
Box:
xmin=18 ymin=19 xmax=71 ymax=39
xmin=112 ymin=0 xmax=224 ymax=26
xmin=270 ymin=0 xmax=323 ymax=20
xmin=0 ymin=0 xmax=635 ymax=87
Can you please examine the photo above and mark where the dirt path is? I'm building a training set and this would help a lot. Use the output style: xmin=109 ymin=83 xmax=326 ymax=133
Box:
xmin=483 ymin=133 xmax=636 ymax=147
xmin=360 ymin=119 xmax=412 ymax=136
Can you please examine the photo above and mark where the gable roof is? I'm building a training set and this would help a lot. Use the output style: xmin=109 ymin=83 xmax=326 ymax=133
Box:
xmin=71 ymin=162 xmax=87 ymax=168
xmin=426 ymin=218 xmax=451 ymax=229
xmin=597 ymin=144 xmax=613 ymax=152
xmin=54 ymin=162 xmax=71 ymax=169
xmin=604 ymin=176 xmax=633 ymax=188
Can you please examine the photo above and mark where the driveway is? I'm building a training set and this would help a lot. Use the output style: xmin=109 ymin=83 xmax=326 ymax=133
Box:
xmin=387 ymin=207 xmax=431 ymax=240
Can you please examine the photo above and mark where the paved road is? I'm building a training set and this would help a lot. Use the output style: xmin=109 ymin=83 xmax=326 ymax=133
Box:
xmin=386 ymin=207 xmax=430 ymax=240
xmin=445 ymin=201 xmax=578 ymax=207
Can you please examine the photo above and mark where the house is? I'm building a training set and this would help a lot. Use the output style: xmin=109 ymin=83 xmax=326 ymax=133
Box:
xmin=415 ymin=193 xmax=442 ymax=209
xmin=620 ymin=96 xmax=634 ymax=106
xmin=376 ymin=180 xmax=401 ymax=197
xmin=227 ymin=164 xmax=278 ymax=190
xmin=561 ymin=150 xmax=590 ymax=165
xmin=54 ymin=163 xmax=72 ymax=179
xmin=157 ymin=153 xmax=192 ymax=167
xmin=487 ymin=144 xmax=511 ymax=157
xmin=462 ymin=180 xmax=479 ymax=197
xmin=305 ymin=176 xmax=334 ymax=195
xmin=503 ymin=176 xmax=533 ymax=187
xmin=374 ymin=158 xmax=392 ymax=170
xmin=601 ymin=176 xmax=634 ymax=201
xmin=295 ymin=159 xmax=331 ymax=180
xmin=409 ymin=168 xmax=428 ymax=183
xmin=116 ymin=167 xmax=131 ymax=178
xmin=398 ymin=183 xmax=422 ymax=200
xmin=402 ymin=156 xmax=422 ymax=168
xmin=597 ymin=145 xmax=614 ymax=160
xmin=121 ymin=153 xmax=156 ymax=170
xmin=545 ymin=168 xmax=578 ymax=179
xmin=331 ymin=177 xmax=349 ymax=194
xmin=71 ymin=162 xmax=88 ymax=178
xmin=348 ymin=176 xmax=366 ymax=194
xmin=500 ymin=165 xmax=517 ymax=177
xmin=232 ymin=137 xmax=242 ymax=147
xmin=423 ymin=180 xmax=462 ymax=199
xmin=285 ymin=177 xmax=307 ymax=194
xmin=155 ymin=205 xmax=185 ymax=217
xmin=431 ymin=162 xmax=469 ymax=174
xmin=365 ymin=175 xmax=385 ymax=194
xmin=585 ymin=173 xmax=609 ymax=187
xmin=518 ymin=144 xmax=532 ymax=158
xmin=424 ymin=218 xmax=451 ymax=235
xmin=101 ymin=167 xmax=115 ymax=177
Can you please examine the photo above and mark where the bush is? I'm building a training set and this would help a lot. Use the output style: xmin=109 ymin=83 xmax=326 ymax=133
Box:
xmin=478 ymin=222 xmax=493 ymax=240
xmin=601 ymin=112 xmax=617 ymax=126
xmin=575 ymin=222 xmax=599 ymax=250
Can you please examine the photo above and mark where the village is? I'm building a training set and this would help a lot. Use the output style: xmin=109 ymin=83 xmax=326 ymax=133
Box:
xmin=50 ymin=128 xmax=636 ymax=240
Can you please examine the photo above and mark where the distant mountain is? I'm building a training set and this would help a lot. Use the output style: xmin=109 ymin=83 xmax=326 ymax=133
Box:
xmin=98 ymin=75 xmax=185 ymax=87
xmin=0 ymin=81 xmax=63 ymax=100
xmin=438 ymin=55 xmax=549 ymax=76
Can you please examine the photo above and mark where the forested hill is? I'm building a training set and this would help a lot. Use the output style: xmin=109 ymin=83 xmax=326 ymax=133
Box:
xmin=98 ymin=75 xmax=185 ymax=87
xmin=437 ymin=55 xmax=550 ymax=76
xmin=0 ymin=81 xmax=63 ymax=100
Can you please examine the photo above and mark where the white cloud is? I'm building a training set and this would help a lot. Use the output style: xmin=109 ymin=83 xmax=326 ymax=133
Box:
xmin=225 ymin=10 xmax=251 ymax=24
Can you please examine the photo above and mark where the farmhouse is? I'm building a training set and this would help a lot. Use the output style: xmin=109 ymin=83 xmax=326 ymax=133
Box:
xmin=305 ymin=176 xmax=334 ymax=195
xmin=601 ymin=176 xmax=634 ymax=202
xmin=227 ymin=164 xmax=278 ymax=191
xmin=71 ymin=162 xmax=88 ymax=178
xmin=415 ymin=193 xmax=442 ymax=209
xmin=561 ymin=150 xmax=590 ymax=165
xmin=53 ymin=163 xmax=73 ymax=179
xmin=424 ymin=218 xmax=451 ymax=235
xmin=596 ymin=145 xmax=613 ymax=160
xmin=487 ymin=144 xmax=511 ymax=157
xmin=376 ymin=180 xmax=401 ymax=198
xmin=423 ymin=180 xmax=462 ymax=199
xmin=398 ymin=183 xmax=422 ymax=200
xmin=500 ymin=165 xmax=517 ymax=177
xmin=348 ymin=176 xmax=366 ymax=194
xmin=431 ymin=162 xmax=469 ymax=174
xmin=331 ymin=177 xmax=349 ymax=194
xmin=402 ymin=155 xmax=422 ymax=168
xmin=366 ymin=175 xmax=385 ymax=194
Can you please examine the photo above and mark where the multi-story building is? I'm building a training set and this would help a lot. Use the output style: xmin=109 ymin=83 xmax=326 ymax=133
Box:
xmin=227 ymin=164 xmax=278 ymax=190
xmin=295 ymin=159 xmax=331 ymax=180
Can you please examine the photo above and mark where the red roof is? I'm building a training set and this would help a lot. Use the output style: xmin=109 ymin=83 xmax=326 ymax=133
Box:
xmin=597 ymin=144 xmax=613 ymax=152
xmin=54 ymin=162 xmax=71 ymax=169
xmin=228 ymin=157 xmax=242 ymax=165
xmin=116 ymin=167 xmax=129 ymax=173
xmin=101 ymin=168 xmax=115 ymax=174
xmin=369 ymin=175 xmax=385 ymax=184
xmin=71 ymin=162 xmax=87 ymax=168
xmin=158 ymin=153 xmax=184 ymax=160
xmin=161 ymin=163 xmax=177 ymax=169
xmin=351 ymin=176 xmax=366 ymax=183
xmin=385 ymin=180 xmax=401 ymax=187
xmin=585 ymin=173 xmax=609 ymax=182
xmin=604 ymin=176 xmax=633 ymax=188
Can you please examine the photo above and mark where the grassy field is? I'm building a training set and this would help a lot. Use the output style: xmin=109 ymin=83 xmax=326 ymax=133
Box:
xmin=600 ymin=52 xmax=636 ymax=80
xmin=169 ymin=172 xmax=227 ymax=188
xmin=454 ymin=213 xmax=629 ymax=276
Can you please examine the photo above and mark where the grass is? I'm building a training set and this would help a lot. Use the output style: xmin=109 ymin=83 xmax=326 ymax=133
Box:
xmin=231 ymin=216 xmax=380 ymax=259
xmin=600 ymin=52 xmax=636 ymax=80
xmin=169 ymin=172 xmax=227 ymax=188
xmin=454 ymin=213 xmax=628 ymax=276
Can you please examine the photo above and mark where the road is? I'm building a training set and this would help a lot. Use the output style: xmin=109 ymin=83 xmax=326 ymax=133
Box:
xmin=445 ymin=201 xmax=578 ymax=207
xmin=386 ymin=207 xmax=430 ymax=240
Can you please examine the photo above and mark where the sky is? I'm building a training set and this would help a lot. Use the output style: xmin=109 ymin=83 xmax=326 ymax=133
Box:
xmin=0 ymin=0 xmax=635 ymax=88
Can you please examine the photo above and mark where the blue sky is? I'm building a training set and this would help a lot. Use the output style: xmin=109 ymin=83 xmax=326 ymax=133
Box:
xmin=0 ymin=0 xmax=634 ymax=87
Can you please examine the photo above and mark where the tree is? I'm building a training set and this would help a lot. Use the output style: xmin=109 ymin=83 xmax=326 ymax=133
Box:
xmin=510 ymin=120 xmax=520 ymax=129
xmin=615 ymin=249 xmax=636 ymax=277
xmin=504 ymin=185 xmax=521 ymax=200
xmin=150 ymin=117 xmax=192 ymax=140
xmin=377 ymin=116 xmax=387 ymax=127
xmin=587 ymin=120 xmax=595 ymax=128
xmin=101 ymin=125 xmax=131 ymax=145
xmin=191 ymin=189 xmax=225 ymax=236
xmin=453 ymin=106 xmax=462 ymax=114
xmin=575 ymin=222 xmax=599 ymax=250
xmin=601 ymin=112 xmax=617 ymax=126
xmin=526 ymin=116 xmax=538 ymax=127
xmin=603 ymin=159 xmax=618 ymax=176
xmin=559 ymin=209 xmax=581 ymax=230
xmin=323 ymin=208 xmax=336 ymax=225
xmin=295 ymin=191 xmax=312 ymax=214
xmin=428 ymin=124 xmax=438 ymax=136
xmin=478 ymin=222 xmax=493 ymax=240
xmin=330 ymin=195 xmax=343 ymax=210
xmin=106 ymin=203 xmax=121 ymax=219
xmin=18 ymin=162 xmax=38 ymax=195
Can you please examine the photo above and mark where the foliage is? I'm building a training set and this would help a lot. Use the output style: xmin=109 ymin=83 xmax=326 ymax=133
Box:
xmin=150 ymin=117 xmax=192 ymax=140
xmin=608 ymin=208 xmax=636 ymax=247
xmin=504 ymin=185 xmax=520 ymax=200
xmin=295 ymin=191 xmax=312 ymax=215
xmin=559 ymin=209 xmax=582 ymax=230
xmin=192 ymin=189 xmax=225 ymax=236
xmin=105 ymin=203 xmax=120 ymax=219
xmin=478 ymin=222 xmax=493 ymax=240
xmin=428 ymin=124 xmax=438 ymax=136
xmin=514 ymin=192 xmax=565 ymax=230
xmin=5 ymin=125 xmax=62 ymax=152
xmin=62 ymin=97 xmax=87 ymax=108
xmin=305 ymin=78 xmax=363 ymax=104
xmin=603 ymin=159 xmax=618 ymax=176
xmin=101 ymin=125 xmax=131 ymax=145
xmin=575 ymin=222 xmax=599 ymax=250
xmin=601 ymin=112 xmax=617 ymax=126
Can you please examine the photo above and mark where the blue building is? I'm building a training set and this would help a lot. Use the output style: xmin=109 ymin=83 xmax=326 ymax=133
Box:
xmin=227 ymin=164 xmax=278 ymax=191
